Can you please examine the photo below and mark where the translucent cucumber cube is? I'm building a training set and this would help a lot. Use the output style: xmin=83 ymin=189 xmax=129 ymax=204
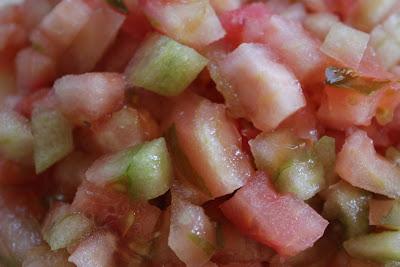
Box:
xmin=32 ymin=108 xmax=74 ymax=173
xmin=323 ymin=181 xmax=370 ymax=238
xmin=127 ymin=137 xmax=172 ymax=199
xmin=125 ymin=33 xmax=208 ymax=96
xmin=344 ymin=231 xmax=400 ymax=262
xmin=46 ymin=213 xmax=93 ymax=250
xmin=276 ymin=153 xmax=325 ymax=200
xmin=0 ymin=111 xmax=33 ymax=164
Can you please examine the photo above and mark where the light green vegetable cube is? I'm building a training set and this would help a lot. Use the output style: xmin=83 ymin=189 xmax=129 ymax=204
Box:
xmin=32 ymin=108 xmax=74 ymax=173
xmin=125 ymin=33 xmax=208 ymax=96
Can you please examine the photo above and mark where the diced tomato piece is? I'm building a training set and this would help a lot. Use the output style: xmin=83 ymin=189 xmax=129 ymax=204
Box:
xmin=278 ymin=107 xmax=319 ymax=141
xmin=173 ymin=94 xmax=254 ymax=198
xmin=15 ymin=88 xmax=50 ymax=118
xmin=261 ymin=15 xmax=327 ymax=84
xmin=96 ymin=31 xmax=140 ymax=72
xmin=22 ymin=0 xmax=57 ymax=31
xmin=87 ymin=107 xmax=159 ymax=154
xmin=52 ymin=151 xmax=94 ymax=200
xmin=71 ymin=181 xmax=161 ymax=236
xmin=0 ymin=23 xmax=27 ymax=56
xmin=22 ymin=244 xmax=73 ymax=267
xmin=54 ymin=72 xmax=125 ymax=125
xmin=169 ymin=193 xmax=217 ymax=266
xmin=317 ymin=86 xmax=383 ymax=130
xmin=72 ymin=181 xmax=132 ymax=233
xmin=0 ymin=188 xmax=43 ymax=263
xmin=212 ymin=43 xmax=305 ymax=131
xmin=141 ymin=0 xmax=226 ymax=47
xmin=361 ymin=120 xmax=393 ymax=148
xmin=15 ymin=48 xmax=56 ymax=94
xmin=30 ymin=0 xmax=93 ymax=57
xmin=358 ymin=46 xmax=392 ymax=78
xmin=219 ymin=3 xmax=271 ymax=47
xmin=220 ymin=172 xmax=328 ymax=256
xmin=212 ymin=220 xmax=274 ymax=264
xmin=150 ymin=209 xmax=185 ymax=266
xmin=68 ymin=231 xmax=117 ymax=267
xmin=336 ymin=129 xmax=400 ymax=198
xmin=60 ymin=6 xmax=125 ymax=74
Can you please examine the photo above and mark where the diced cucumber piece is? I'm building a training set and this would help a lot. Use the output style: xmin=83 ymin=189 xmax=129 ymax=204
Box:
xmin=125 ymin=33 xmax=208 ymax=96
xmin=127 ymin=137 xmax=172 ymax=199
xmin=46 ymin=213 xmax=93 ymax=250
xmin=249 ymin=129 xmax=306 ymax=177
xmin=386 ymin=147 xmax=400 ymax=167
xmin=32 ymin=108 xmax=74 ymax=173
xmin=314 ymin=136 xmax=337 ymax=185
xmin=344 ymin=231 xmax=400 ymax=262
xmin=276 ymin=153 xmax=325 ymax=200
xmin=323 ymin=181 xmax=370 ymax=238
xmin=0 ymin=111 xmax=33 ymax=164
xmin=370 ymin=199 xmax=400 ymax=230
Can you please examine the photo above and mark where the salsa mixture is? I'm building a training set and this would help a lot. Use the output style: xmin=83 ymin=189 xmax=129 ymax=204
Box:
xmin=1 ymin=0 xmax=400 ymax=266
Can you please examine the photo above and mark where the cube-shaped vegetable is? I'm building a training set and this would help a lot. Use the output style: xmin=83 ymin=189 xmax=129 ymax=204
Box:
xmin=336 ymin=130 xmax=400 ymax=198
xmin=68 ymin=232 xmax=117 ymax=267
xmin=321 ymin=22 xmax=370 ymax=68
xmin=46 ymin=213 xmax=93 ymax=250
xmin=30 ymin=0 xmax=93 ymax=57
xmin=141 ymin=0 xmax=225 ymax=47
xmin=276 ymin=153 xmax=325 ymax=200
xmin=0 ymin=111 xmax=33 ymax=164
xmin=369 ymin=199 xmax=400 ymax=230
xmin=220 ymin=171 xmax=328 ymax=256
xmin=89 ymin=107 xmax=159 ymax=154
xmin=60 ymin=6 xmax=125 ymax=74
xmin=125 ymin=33 xmax=208 ymax=96
xmin=126 ymin=138 xmax=172 ymax=199
xmin=54 ymin=72 xmax=125 ymax=125
xmin=173 ymin=94 xmax=254 ymax=198
xmin=212 ymin=43 xmax=305 ymax=131
xmin=323 ymin=181 xmax=370 ymax=238
xmin=169 ymin=194 xmax=216 ymax=266
xmin=344 ymin=231 xmax=400 ymax=262
xmin=86 ymin=138 xmax=172 ymax=200
xmin=249 ymin=129 xmax=306 ymax=177
xmin=32 ymin=107 xmax=74 ymax=173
